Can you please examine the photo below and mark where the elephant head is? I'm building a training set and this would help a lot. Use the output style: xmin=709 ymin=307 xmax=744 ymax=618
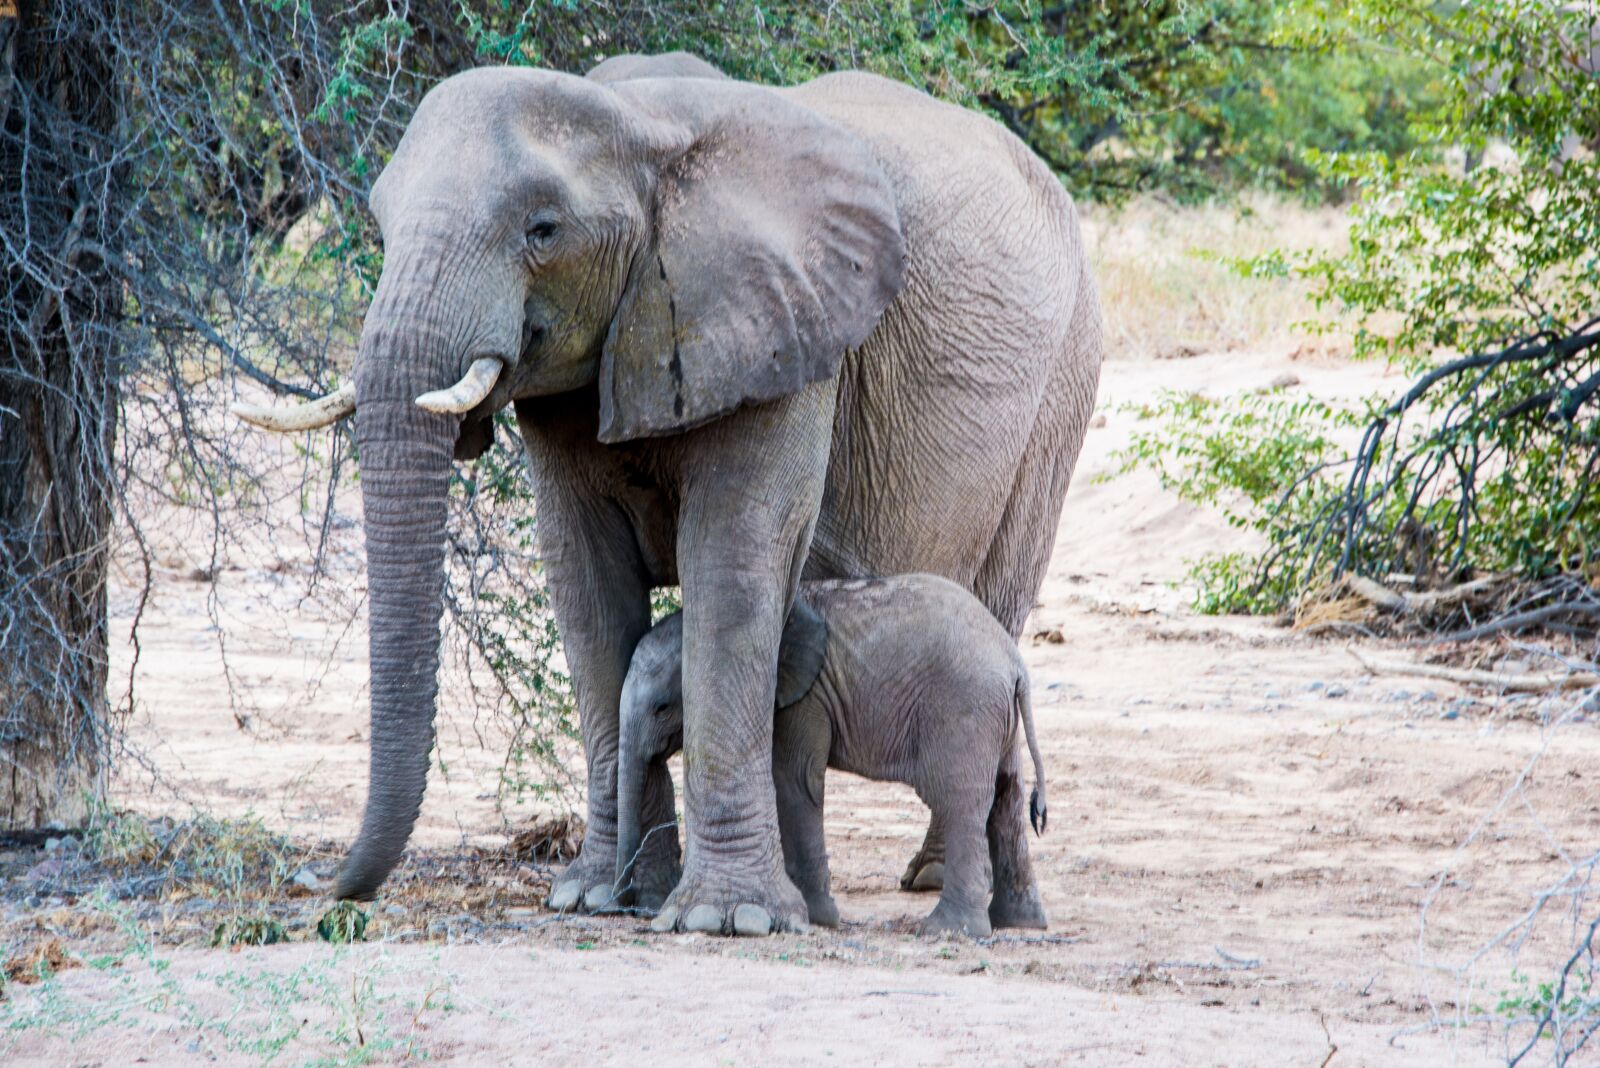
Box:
xmin=233 ymin=63 xmax=903 ymax=900
xmin=615 ymin=604 xmax=829 ymax=893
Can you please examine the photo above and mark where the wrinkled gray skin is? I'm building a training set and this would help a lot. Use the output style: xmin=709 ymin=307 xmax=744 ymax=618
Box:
xmin=314 ymin=51 xmax=1101 ymax=936
xmin=619 ymin=576 xmax=1050 ymax=937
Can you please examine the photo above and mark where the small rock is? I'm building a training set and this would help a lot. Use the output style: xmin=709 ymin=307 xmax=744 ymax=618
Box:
xmin=1419 ymin=690 xmax=1440 ymax=702
xmin=1325 ymin=684 xmax=1348 ymax=699
xmin=23 ymin=858 xmax=62 ymax=882
xmin=1386 ymin=690 xmax=1412 ymax=703
xmin=1269 ymin=373 xmax=1301 ymax=389
xmin=384 ymin=903 xmax=408 ymax=917
xmin=1089 ymin=413 xmax=1108 ymax=429
xmin=291 ymin=867 xmax=321 ymax=891
xmin=1264 ymin=688 xmax=1281 ymax=700
xmin=1440 ymin=709 xmax=1460 ymax=721
xmin=1032 ymin=627 xmax=1066 ymax=645
xmin=1307 ymin=681 xmax=1325 ymax=692
xmin=43 ymin=837 xmax=62 ymax=853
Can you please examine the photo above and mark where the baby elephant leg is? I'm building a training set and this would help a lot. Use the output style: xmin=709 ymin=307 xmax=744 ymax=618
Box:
xmin=916 ymin=786 xmax=994 ymax=939
xmin=899 ymin=814 xmax=945 ymax=892
xmin=772 ymin=705 xmax=839 ymax=928
xmin=988 ymin=738 xmax=1048 ymax=930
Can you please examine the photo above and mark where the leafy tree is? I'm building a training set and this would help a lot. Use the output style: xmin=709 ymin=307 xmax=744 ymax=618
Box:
xmin=1122 ymin=0 xmax=1600 ymax=629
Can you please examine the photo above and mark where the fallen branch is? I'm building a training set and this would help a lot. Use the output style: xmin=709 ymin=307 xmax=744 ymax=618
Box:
xmin=1437 ymin=601 xmax=1600 ymax=643
xmin=1342 ymin=573 xmax=1507 ymax=616
xmin=1348 ymin=647 xmax=1599 ymax=693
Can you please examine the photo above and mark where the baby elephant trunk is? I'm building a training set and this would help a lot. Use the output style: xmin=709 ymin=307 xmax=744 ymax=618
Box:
xmin=615 ymin=734 xmax=651 ymax=900
xmin=1017 ymin=674 xmax=1048 ymax=835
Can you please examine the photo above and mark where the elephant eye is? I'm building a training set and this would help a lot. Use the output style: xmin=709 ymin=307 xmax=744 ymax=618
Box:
xmin=652 ymin=701 xmax=671 ymax=718
xmin=525 ymin=215 xmax=560 ymax=248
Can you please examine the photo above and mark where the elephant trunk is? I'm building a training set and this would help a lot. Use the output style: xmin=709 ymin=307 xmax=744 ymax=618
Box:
xmin=614 ymin=719 xmax=649 ymax=900
xmin=334 ymin=302 xmax=463 ymax=901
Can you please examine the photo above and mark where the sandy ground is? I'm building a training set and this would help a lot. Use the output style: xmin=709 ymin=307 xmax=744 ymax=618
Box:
xmin=5 ymin=344 xmax=1598 ymax=1066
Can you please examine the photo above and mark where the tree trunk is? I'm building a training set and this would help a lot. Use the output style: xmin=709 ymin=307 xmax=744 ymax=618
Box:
xmin=0 ymin=1 xmax=124 ymax=828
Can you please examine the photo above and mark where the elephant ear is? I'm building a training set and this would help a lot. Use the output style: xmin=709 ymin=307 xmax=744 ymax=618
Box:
xmin=597 ymin=78 xmax=906 ymax=442
xmin=775 ymin=599 xmax=828 ymax=709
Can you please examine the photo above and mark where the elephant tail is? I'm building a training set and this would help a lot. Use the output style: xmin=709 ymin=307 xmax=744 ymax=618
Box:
xmin=1016 ymin=673 xmax=1047 ymax=835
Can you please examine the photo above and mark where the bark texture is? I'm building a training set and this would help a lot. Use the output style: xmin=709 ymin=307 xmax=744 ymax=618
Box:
xmin=0 ymin=1 xmax=123 ymax=827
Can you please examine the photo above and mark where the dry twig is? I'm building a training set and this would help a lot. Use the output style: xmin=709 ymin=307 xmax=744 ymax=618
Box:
xmin=1347 ymin=647 xmax=1599 ymax=693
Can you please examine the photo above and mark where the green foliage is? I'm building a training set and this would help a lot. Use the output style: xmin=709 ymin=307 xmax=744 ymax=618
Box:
xmin=652 ymin=587 xmax=682 ymax=623
xmin=1182 ymin=43 xmax=1434 ymax=199
xmin=210 ymin=916 xmax=289 ymax=948
xmin=1110 ymin=389 xmax=1363 ymax=612
xmin=87 ymin=808 xmax=296 ymax=902
xmin=1267 ymin=1 xmax=1600 ymax=361
xmin=316 ymin=902 xmax=369 ymax=944
xmin=1496 ymin=968 xmax=1595 ymax=1040
xmin=315 ymin=17 xmax=415 ymax=125
xmin=4 ymin=903 xmax=447 ymax=1064
xmin=1122 ymin=1 xmax=1600 ymax=613
xmin=428 ymin=0 xmax=1427 ymax=204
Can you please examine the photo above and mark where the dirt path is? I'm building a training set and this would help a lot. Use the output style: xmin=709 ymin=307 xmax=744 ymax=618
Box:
xmin=8 ymin=942 xmax=1496 ymax=1067
xmin=5 ymin=348 xmax=1594 ymax=1064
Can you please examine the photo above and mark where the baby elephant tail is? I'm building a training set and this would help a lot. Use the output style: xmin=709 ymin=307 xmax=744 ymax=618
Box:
xmin=1017 ymin=673 xmax=1048 ymax=835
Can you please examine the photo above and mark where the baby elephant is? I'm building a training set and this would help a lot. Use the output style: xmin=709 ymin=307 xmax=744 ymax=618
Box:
xmin=616 ymin=574 xmax=1049 ymax=937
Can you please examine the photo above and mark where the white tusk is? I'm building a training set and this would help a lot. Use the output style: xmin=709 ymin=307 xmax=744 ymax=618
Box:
xmin=414 ymin=357 xmax=503 ymax=414
xmin=231 ymin=382 xmax=356 ymax=432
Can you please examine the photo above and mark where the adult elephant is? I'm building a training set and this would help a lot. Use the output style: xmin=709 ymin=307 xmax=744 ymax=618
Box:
xmin=235 ymin=52 xmax=1102 ymax=935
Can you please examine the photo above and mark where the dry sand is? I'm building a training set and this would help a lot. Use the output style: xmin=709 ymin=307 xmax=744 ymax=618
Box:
xmin=5 ymin=344 xmax=1595 ymax=1066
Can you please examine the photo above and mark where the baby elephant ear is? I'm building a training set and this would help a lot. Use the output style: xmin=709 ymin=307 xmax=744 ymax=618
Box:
xmin=597 ymin=77 xmax=906 ymax=442
xmin=776 ymin=599 xmax=828 ymax=708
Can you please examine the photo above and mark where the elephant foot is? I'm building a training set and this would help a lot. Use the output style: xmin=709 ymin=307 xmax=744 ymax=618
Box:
xmin=630 ymin=856 xmax=682 ymax=914
xmin=550 ymin=827 xmax=681 ymax=915
xmin=901 ymin=860 xmax=945 ymax=892
xmin=988 ymin=883 xmax=1048 ymax=930
xmin=804 ymin=891 xmax=841 ymax=929
xmin=547 ymin=847 xmax=623 ymax=915
xmin=649 ymin=864 xmax=809 ymax=937
xmin=618 ymin=821 xmax=683 ymax=914
xmin=916 ymin=898 xmax=992 ymax=939
xmin=900 ymin=839 xmax=945 ymax=892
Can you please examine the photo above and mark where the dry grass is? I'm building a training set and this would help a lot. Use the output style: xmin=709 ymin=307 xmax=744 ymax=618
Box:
xmin=1084 ymin=194 xmax=1351 ymax=362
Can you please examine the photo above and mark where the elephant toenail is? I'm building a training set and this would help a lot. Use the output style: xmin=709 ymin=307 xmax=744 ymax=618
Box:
xmin=547 ymin=882 xmax=582 ymax=912
xmin=683 ymin=904 xmax=724 ymax=933
xmin=732 ymin=904 xmax=773 ymax=937
xmin=583 ymin=884 xmax=614 ymax=912
xmin=648 ymin=906 xmax=679 ymax=933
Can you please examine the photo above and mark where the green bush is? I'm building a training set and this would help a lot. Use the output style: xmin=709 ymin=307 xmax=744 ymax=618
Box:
xmin=1110 ymin=389 xmax=1363 ymax=613
xmin=1122 ymin=0 xmax=1600 ymax=614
